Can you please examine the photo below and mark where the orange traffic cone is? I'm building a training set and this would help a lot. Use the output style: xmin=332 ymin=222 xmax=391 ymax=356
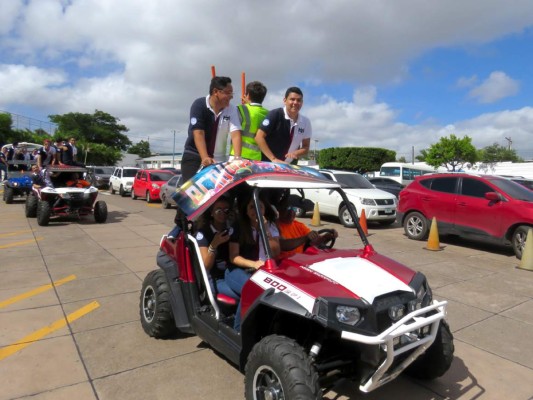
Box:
xmin=359 ymin=208 xmax=368 ymax=235
xmin=311 ymin=203 xmax=321 ymax=227
xmin=517 ymin=228 xmax=533 ymax=271
xmin=425 ymin=217 xmax=443 ymax=251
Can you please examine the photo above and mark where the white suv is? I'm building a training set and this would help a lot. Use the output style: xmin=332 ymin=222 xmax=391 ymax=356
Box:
xmin=109 ymin=166 xmax=140 ymax=196
xmin=297 ymin=169 xmax=397 ymax=227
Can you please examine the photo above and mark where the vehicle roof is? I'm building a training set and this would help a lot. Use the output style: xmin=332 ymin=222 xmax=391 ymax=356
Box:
xmin=173 ymin=160 xmax=340 ymax=220
xmin=319 ymin=169 xmax=360 ymax=175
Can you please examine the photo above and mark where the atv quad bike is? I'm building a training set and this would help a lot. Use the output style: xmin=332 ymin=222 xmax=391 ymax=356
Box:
xmin=139 ymin=160 xmax=454 ymax=399
xmin=3 ymin=171 xmax=33 ymax=204
xmin=26 ymin=165 xmax=108 ymax=226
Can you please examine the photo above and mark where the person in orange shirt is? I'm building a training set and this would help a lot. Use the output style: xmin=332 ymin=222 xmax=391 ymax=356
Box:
xmin=277 ymin=203 xmax=337 ymax=258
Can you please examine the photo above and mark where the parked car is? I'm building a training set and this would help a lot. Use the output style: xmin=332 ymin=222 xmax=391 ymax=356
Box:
xmin=140 ymin=160 xmax=453 ymax=398
xmin=295 ymin=170 xmax=397 ymax=227
xmin=131 ymin=169 xmax=175 ymax=203
xmin=367 ymin=177 xmax=405 ymax=198
xmin=397 ymin=173 xmax=533 ymax=259
xmin=109 ymin=166 xmax=140 ymax=196
xmin=509 ymin=177 xmax=533 ymax=191
xmin=86 ymin=166 xmax=114 ymax=189
xmin=159 ymin=167 xmax=181 ymax=175
xmin=159 ymin=174 xmax=182 ymax=208
xmin=2 ymin=171 xmax=33 ymax=204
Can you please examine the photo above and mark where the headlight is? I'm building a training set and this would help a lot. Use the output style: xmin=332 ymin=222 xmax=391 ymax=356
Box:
xmin=388 ymin=304 xmax=406 ymax=321
xmin=336 ymin=305 xmax=361 ymax=326
xmin=360 ymin=198 xmax=376 ymax=206
xmin=408 ymin=280 xmax=432 ymax=311
xmin=152 ymin=183 xmax=160 ymax=189
xmin=60 ymin=193 xmax=71 ymax=199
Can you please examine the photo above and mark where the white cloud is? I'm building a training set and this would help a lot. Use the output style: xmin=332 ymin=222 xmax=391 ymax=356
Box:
xmin=468 ymin=71 xmax=520 ymax=103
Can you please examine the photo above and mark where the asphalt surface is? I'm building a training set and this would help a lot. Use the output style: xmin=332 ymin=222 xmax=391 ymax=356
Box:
xmin=1 ymin=188 xmax=533 ymax=400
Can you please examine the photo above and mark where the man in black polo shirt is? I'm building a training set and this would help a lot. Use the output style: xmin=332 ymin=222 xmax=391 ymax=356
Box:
xmin=180 ymin=76 xmax=242 ymax=182
xmin=255 ymin=87 xmax=312 ymax=164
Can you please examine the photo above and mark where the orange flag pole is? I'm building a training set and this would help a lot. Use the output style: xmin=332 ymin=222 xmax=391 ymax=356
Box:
xmin=211 ymin=65 xmax=216 ymax=78
xmin=241 ymin=72 xmax=246 ymax=104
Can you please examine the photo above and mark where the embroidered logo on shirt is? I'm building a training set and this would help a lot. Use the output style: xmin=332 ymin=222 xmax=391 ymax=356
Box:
xmin=262 ymin=119 xmax=270 ymax=126
xmin=191 ymin=117 xmax=198 ymax=125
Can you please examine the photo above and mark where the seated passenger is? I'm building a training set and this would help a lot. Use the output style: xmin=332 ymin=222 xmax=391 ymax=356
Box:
xmin=277 ymin=204 xmax=338 ymax=258
xmin=195 ymin=197 xmax=239 ymax=300
xmin=30 ymin=165 xmax=54 ymax=188
xmin=227 ymin=191 xmax=280 ymax=331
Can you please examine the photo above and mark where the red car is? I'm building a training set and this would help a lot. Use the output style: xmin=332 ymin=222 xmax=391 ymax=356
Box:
xmin=131 ymin=169 xmax=175 ymax=203
xmin=397 ymin=173 xmax=533 ymax=259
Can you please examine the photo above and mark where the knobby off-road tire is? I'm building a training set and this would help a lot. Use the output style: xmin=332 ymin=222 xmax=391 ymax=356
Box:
xmin=4 ymin=187 xmax=14 ymax=204
xmin=25 ymin=194 xmax=38 ymax=217
xmin=405 ymin=319 xmax=454 ymax=380
xmin=512 ymin=225 xmax=530 ymax=260
xmin=37 ymin=200 xmax=51 ymax=226
xmin=403 ymin=211 xmax=429 ymax=241
xmin=94 ymin=201 xmax=108 ymax=223
xmin=140 ymin=270 xmax=177 ymax=338
xmin=245 ymin=335 xmax=321 ymax=400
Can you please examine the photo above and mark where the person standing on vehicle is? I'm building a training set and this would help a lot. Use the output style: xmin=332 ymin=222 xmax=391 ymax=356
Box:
xmin=0 ymin=146 xmax=8 ymax=180
xmin=229 ymin=81 xmax=268 ymax=161
xmin=36 ymin=139 xmax=57 ymax=169
xmin=255 ymin=87 xmax=312 ymax=164
xmin=180 ymin=76 xmax=242 ymax=182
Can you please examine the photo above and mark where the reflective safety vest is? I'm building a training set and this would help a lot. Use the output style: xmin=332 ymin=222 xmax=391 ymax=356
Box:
xmin=231 ymin=104 xmax=268 ymax=160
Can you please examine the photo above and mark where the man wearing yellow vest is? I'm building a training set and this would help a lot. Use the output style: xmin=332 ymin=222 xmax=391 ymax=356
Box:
xmin=230 ymin=81 xmax=268 ymax=160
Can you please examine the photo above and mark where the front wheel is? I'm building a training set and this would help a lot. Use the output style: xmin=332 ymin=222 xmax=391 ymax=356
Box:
xmin=405 ymin=320 xmax=454 ymax=379
xmin=244 ymin=335 xmax=321 ymax=400
xmin=94 ymin=201 xmax=108 ymax=223
xmin=140 ymin=270 xmax=177 ymax=338
xmin=110 ymin=184 xmax=116 ymax=194
xmin=146 ymin=191 xmax=152 ymax=203
xmin=37 ymin=200 xmax=51 ymax=226
xmin=119 ymin=185 xmax=126 ymax=197
xmin=25 ymin=194 xmax=38 ymax=218
xmin=161 ymin=194 xmax=171 ymax=209
xmin=403 ymin=211 xmax=429 ymax=240
xmin=339 ymin=204 xmax=356 ymax=228
xmin=131 ymin=189 xmax=137 ymax=200
xmin=4 ymin=187 xmax=14 ymax=204
xmin=512 ymin=225 xmax=531 ymax=259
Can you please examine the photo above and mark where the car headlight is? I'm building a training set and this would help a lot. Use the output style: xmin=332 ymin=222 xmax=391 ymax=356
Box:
xmin=152 ymin=183 xmax=160 ymax=189
xmin=13 ymin=182 xmax=19 ymax=187
xmin=336 ymin=305 xmax=361 ymax=326
xmin=389 ymin=304 xmax=406 ymax=321
xmin=360 ymin=198 xmax=376 ymax=206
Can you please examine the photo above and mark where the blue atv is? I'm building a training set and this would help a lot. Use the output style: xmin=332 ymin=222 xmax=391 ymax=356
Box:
xmin=3 ymin=172 xmax=33 ymax=204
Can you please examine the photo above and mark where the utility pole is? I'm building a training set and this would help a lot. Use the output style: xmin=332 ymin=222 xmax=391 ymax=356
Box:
xmin=504 ymin=137 xmax=512 ymax=151
xmin=172 ymin=130 xmax=176 ymax=167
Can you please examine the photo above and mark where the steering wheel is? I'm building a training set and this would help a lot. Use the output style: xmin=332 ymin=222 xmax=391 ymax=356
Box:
xmin=316 ymin=229 xmax=336 ymax=249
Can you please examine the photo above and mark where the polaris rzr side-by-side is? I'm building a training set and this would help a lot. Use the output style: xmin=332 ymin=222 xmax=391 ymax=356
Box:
xmin=25 ymin=165 xmax=108 ymax=226
xmin=139 ymin=160 xmax=454 ymax=399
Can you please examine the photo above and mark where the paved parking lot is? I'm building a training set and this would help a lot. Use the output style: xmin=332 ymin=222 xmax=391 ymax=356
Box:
xmin=0 ymin=190 xmax=532 ymax=400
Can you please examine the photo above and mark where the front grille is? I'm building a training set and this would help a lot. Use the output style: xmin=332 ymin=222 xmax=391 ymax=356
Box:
xmin=375 ymin=199 xmax=395 ymax=206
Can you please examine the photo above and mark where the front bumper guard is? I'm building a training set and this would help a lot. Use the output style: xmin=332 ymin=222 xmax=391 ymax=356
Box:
xmin=340 ymin=299 xmax=447 ymax=393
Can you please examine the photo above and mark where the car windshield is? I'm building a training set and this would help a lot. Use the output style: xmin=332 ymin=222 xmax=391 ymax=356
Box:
xmin=123 ymin=169 xmax=138 ymax=177
xmin=95 ymin=167 xmax=114 ymax=174
xmin=490 ymin=178 xmax=533 ymax=201
xmin=150 ymin=172 xmax=174 ymax=181
xmin=332 ymin=173 xmax=374 ymax=189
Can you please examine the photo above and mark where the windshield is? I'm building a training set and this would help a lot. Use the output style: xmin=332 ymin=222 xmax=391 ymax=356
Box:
xmin=150 ymin=172 xmax=174 ymax=181
xmin=95 ymin=167 xmax=114 ymax=174
xmin=123 ymin=169 xmax=138 ymax=177
xmin=380 ymin=166 xmax=400 ymax=177
xmin=490 ymin=178 xmax=533 ymax=201
xmin=332 ymin=173 xmax=375 ymax=189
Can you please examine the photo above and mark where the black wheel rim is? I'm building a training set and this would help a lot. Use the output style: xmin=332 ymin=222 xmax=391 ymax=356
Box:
xmin=142 ymin=285 xmax=156 ymax=323
xmin=253 ymin=365 xmax=284 ymax=400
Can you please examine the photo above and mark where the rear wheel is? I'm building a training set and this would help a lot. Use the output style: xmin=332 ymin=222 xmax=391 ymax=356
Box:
xmin=37 ymin=200 xmax=51 ymax=226
xmin=140 ymin=270 xmax=177 ymax=338
xmin=405 ymin=320 xmax=454 ymax=379
xmin=245 ymin=335 xmax=321 ymax=400
xmin=339 ymin=204 xmax=356 ymax=228
xmin=25 ymin=194 xmax=38 ymax=218
xmin=512 ymin=225 xmax=531 ymax=259
xmin=403 ymin=211 xmax=429 ymax=240
xmin=4 ymin=187 xmax=14 ymax=204
xmin=94 ymin=201 xmax=108 ymax=223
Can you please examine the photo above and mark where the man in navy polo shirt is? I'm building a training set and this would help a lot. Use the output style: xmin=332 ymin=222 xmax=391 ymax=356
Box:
xmin=255 ymin=86 xmax=312 ymax=164
xmin=180 ymin=76 xmax=242 ymax=182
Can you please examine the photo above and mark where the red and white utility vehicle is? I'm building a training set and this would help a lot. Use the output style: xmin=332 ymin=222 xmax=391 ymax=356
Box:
xmin=140 ymin=160 xmax=453 ymax=399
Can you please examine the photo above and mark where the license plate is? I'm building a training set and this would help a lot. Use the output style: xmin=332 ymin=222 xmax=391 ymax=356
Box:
xmin=384 ymin=209 xmax=393 ymax=214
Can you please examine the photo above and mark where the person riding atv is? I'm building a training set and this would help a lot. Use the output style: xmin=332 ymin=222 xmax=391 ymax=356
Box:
xmin=139 ymin=159 xmax=454 ymax=399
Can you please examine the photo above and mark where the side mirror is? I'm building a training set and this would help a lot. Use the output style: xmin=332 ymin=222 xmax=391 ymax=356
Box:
xmin=485 ymin=192 xmax=501 ymax=202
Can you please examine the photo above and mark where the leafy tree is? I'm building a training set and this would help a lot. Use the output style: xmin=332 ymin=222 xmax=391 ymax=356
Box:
xmin=415 ymin=149 xmax=429 ymax=162
xmin=397 ymin=156 xmax=407 ymax=163
xmin=478 ymin=143 xmax=523 ymax=163
xmin=423 ymin=134 xmax=478 ymax=171
xmin=0 ymin=113 xmax=13 ymax=144
xmin=49 ymin=110 xmax=132 ymax=165
xmin=319 ymin=147 xmax=396 ymax=172
xmin=128 ymin=140 xmax=151 ymax=158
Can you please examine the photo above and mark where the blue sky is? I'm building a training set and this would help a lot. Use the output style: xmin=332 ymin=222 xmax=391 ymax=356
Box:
xmin=2 ymin=0 xmax=533 ymax=160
